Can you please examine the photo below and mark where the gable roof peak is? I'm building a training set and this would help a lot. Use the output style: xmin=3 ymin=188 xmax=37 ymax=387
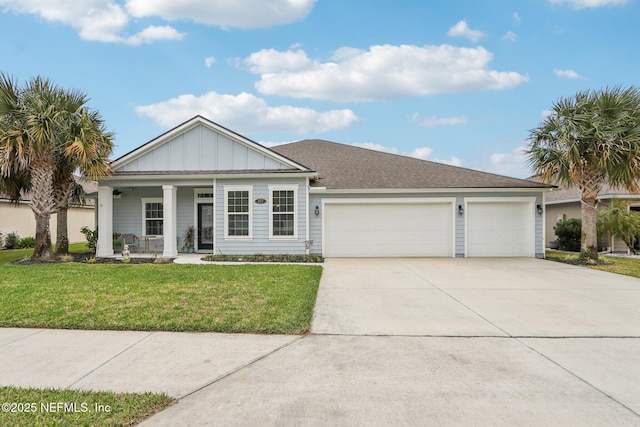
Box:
xmin=109 ymin=115 xmax=310 ymax=172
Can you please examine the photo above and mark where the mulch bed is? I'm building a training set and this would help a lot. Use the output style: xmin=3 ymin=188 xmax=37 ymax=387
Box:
xmin=12 ymin=253 xmax=170 ymax=265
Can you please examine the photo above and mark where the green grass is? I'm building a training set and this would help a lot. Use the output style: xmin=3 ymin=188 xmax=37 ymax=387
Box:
xmin=546 ymin=250 xmax=640 ymax=279
xmin=0 ymin=386 xmax=173 ymax=426
xmin=0 ymin=247 xmax=322 ymax=334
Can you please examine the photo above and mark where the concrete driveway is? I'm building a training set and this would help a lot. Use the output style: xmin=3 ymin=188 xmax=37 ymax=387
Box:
xmin=312 ymin=257 xmax=640 ymax=337
xmin=2 ymin=258 xmax=640 ymax=425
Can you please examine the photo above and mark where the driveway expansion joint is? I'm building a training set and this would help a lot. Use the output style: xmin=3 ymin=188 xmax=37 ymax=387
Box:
xmin=65 ymin=331 xmax=154 ymax=390
xmin=515 ymin=337 xmax=640 ymax=418
xmin=175 ymin=335 xmax=305 ymax=401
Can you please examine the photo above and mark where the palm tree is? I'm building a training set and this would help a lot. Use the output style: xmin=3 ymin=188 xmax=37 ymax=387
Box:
xmin=54 ymin=108 xmax=113 ymax=255
xmin=0 ymin=73 xmax=113 ymax=259
xmin=526 ymin=87 xmax=640 ymax=260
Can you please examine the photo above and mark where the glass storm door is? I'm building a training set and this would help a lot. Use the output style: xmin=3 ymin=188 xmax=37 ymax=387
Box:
xmin=198 ymin=203 xmax=214 ymax=250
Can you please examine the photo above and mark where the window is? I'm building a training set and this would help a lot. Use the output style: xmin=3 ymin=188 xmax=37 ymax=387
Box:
xmin=225 ymin=186 xmax=252 ymax=238
xmin=142 ymin=198 xmax=163 ymax=235
xmin=270 ymin=186 xmax=297 ymax=238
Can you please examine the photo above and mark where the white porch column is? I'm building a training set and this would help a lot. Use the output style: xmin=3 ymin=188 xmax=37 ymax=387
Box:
xmin=163 ymin=185 xmax=178 ymax=257
xmin=96 ymin=186 xmax=114 ymax=257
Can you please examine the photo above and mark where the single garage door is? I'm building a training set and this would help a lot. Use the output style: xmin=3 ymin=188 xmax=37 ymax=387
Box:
xmin=466 ymin=201 xmax=534 ymax=257
xmin=324 ymin=201 xmax=454 ymax=257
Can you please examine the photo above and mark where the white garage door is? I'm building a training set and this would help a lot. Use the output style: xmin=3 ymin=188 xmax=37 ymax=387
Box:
xmin=324 ymin=201 xmax=454 ymax=257
xmin=466 ymin=201 xmax=534 ymax=257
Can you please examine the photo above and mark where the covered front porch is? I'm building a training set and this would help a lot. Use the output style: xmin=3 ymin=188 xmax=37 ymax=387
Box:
xmin=96 ymin=184 xmax=215 ymax=258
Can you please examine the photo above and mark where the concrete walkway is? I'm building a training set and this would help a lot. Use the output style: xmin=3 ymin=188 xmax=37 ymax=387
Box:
xmin=1 ymin=258 xmax=639 ymax=425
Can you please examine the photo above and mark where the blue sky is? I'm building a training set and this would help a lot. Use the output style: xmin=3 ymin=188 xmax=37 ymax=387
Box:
xmin=1 ymin=0 xmax=638 ymax=178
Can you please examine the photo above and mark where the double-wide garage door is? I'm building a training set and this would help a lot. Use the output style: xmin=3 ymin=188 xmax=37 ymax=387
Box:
xmin=324 ymin=201 xmax=454 ymax=257
xmin=323 ymin=199 xmax=535 ymax=258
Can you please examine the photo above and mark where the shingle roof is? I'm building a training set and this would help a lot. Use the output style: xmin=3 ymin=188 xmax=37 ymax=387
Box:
xmin=272 ymin=139 xmax=549 ymax=190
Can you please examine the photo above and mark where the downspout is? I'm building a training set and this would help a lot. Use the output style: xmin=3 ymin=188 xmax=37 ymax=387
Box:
xmin=213 ymin=178 xmax=217 ymax=255
xmin=305 ymin=177 xmax=310 ymax=255
xmin=542 ymin=191 xmax=546 ymax=258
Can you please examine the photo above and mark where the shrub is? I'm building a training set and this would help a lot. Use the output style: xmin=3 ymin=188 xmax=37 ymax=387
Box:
xmin=18 ymin=236 xmax=35 ymax=248
xmin=80 ymin=226 xmax=98 ymax=254
xmin=0 ymin=232 xmax=4 ymax=249
xmin=202 ymin=254 xmax=324 ymax=263
xmin=4 ymin=232 xmax=21 ymax=250
xmin=554 ymin=218 xmax=582 ymax=252
xmin=80 ymin=227 xmax=123 ymax=253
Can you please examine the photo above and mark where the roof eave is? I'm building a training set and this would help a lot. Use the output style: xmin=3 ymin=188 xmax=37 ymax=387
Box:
xmin=310 ymin=187 xmax=550 ymax=194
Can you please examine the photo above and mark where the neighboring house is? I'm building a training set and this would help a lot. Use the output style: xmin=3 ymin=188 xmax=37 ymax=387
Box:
xmin=96 ymin=116 xmax=551 ymax=258
xmin=544 ymin=184 xmax=640 ymax=252
xmin=0 ymin=176 xmax=96 ymax=244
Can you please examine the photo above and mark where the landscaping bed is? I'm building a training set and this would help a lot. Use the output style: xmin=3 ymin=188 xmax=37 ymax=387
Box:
xmin=546 ymin=250 xmax=640 ymax=278
xmin=202 ymin=254 xmax=323 ymax=263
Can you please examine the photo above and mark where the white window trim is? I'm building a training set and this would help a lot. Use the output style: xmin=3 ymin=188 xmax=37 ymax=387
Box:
xmin=224 ymin=185 xmax=253 ymax=240
xmin=141 ymin=197 xmax=164 ymax=236
xmin=269 ymin=185 xmax=298 ymax=240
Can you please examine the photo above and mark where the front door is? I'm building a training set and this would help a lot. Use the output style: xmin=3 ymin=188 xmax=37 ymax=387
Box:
xmin=197 ymin=203 xmax=214 ymax=251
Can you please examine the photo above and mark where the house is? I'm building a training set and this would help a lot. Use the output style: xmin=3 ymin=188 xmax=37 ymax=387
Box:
xmin=1 ymin=176 xmax=96 ymax=244
xmin=96 ymin=116 xmax=551 ymax=258
xmin=544 ymin=184 xmax=640 ymax=252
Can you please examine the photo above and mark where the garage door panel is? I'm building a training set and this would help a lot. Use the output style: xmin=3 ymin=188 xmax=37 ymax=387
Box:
xmin=466 ymin=202 xmax=534 ymax=257
xmin=324 ymin=202 xmax=453 ymax=258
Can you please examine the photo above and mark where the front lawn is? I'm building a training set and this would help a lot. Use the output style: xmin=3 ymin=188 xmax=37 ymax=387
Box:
xmin=0 ymin=386 xmax=173 ymax=426
xmin=0 ymin=248 xmax=322 ymax=334
xmin=546 ymin=250 xmax=640 ymax=279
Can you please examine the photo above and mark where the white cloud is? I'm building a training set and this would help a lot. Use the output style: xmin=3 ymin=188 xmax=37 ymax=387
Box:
xmin=410 ymin=147 xmax=433 ymax=159
xmin=244 ymin=49 xmax=313 ymax=73
xmin=125 ymin=0 xmax=316 ymax=29
xmin=351 ymin=143 xmax=462 ymax=166
xmin=548 ymin=0 xmax=630 ymax=8
xmin=247 ymin=45 xmax=528 ymax=102
xmin=135 ymin=91 xmax=358 ymax=133
xmin=415 ymin=115 xmax=468 ymax=128
xmin=205 ymin=57 xmax=216 ymax=68
xmin=541 ymin=109 xmax=554 ymax=118
xmin=125 ymin=25 xmax=184 ymax=45
xmin=0 ymin=0 xmax=185 ymax=44
xmin=447 ymin=20 xmax=486 ymax=43
xmin=503 ymin=30 xmax=518 ymax=42
xmin=439 ymin=156 xmax=463 ymax=167
xmin=485 ymin=145 xmax=530 ymax=178
xmin=513 ymin=12 xmax=521 ymax=23
xmin=0 ymin=0 xmax=315 ymax=43
xmin=553 ymin=68 xmax=585 ymax=79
